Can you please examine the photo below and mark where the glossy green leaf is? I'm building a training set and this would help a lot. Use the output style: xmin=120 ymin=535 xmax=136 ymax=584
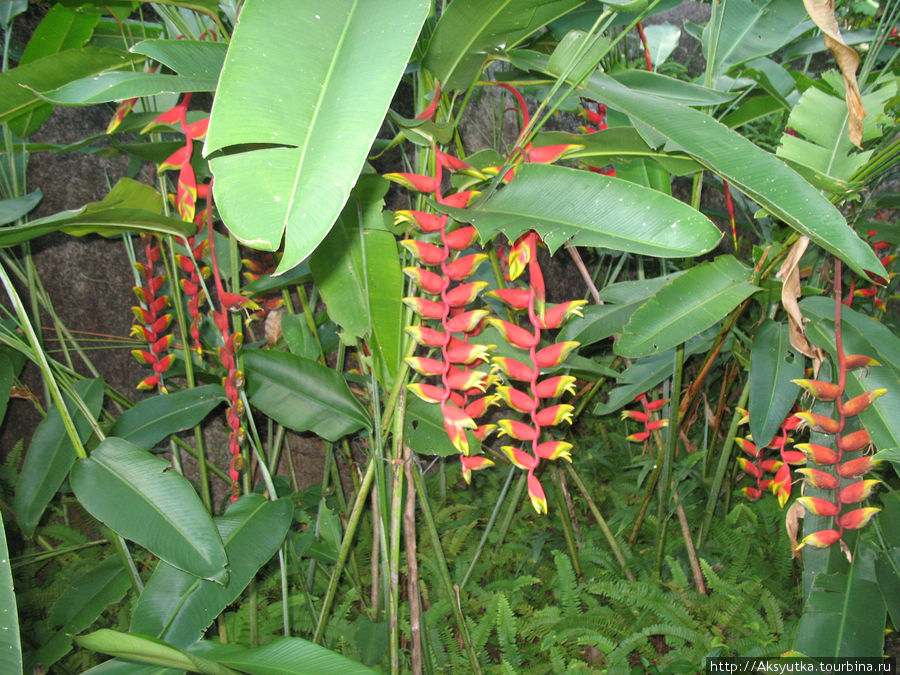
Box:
xmin=205 ymin=0 xmax=429 ymax=274
xmin=38 ymin=71 xmax=217 ymax=105
xmin=30 ymin=556 xmax=131 ymax=670
xmin=130 ymin=495 xmax=292 ymax=647
xmin=75 ymin=630 xmax=233 ymax=675
xmin=405 ymin=395 xmax=480 ymax=458
xmin=9 ymin=3 xmax=101 ymax=136
xmin=558 ymin=273 xmax=681 ymax=347
xmin=0 ymin=511 xmax=22 ymax=675
xmin=594 ymin=332 xmax=714 ymax=415
xmin=423 ymin=0 xmax=586 ymax=91
xmin=609 ymin=70 xmax=735 ymax=106
xmin=794 ymin=541 xmax=886 ymax=657
xmin=442 ymin=163 xmax=720 ymax=257
xmin=748 ymin=320 xmax=803 ymax=448
xmin=641 ymin=23 xmax=680 ymax=68
xmin=0 ymin=47 xmax=142 ymax=126
xmin=533 ymin=129 xmax=701 ymax=175
xmin=189 ymin=637 xmax=378 ymax=675
xmin=875 ymin=493 xmax=900 ymax=628
xmin=512 ymin=50 xmax=887 ymax=280
xmin=720 ymin=95 xmax=785 ymax=129
xmin=70 ymin=438 xmax=228 ymax=583
xmin=617 ymin=256 xmax=758 ymax=358
xmin=110 ymin=385 xmax=225 ymax=450
xmin=130 ymin=39 xmax=227 ymax=78
xmin=802 ymin=297 xmax=900 ymax=466
xmin=310 ymin=177 xmax=403 ymax=386
xmin=243 ymin=349 xmax=371 ymax=441
xmin=0 ymin=190 xmax=43 ymax=226
xmin=0 ymin=178 xmax=193 ymax=247
xmin=15 ymin=378 xmax=105 ymax=537
xmin=0 ymin=1 xmax=27 ymax=31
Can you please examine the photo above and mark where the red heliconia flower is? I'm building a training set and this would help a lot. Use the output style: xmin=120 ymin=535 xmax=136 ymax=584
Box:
xmin=131 ymin=236 xmax=174 ymax=393
xmin=527 ymin=470 xmax=548 ymax=515
xmin=460 ymin=454 xmax=493 ymax=484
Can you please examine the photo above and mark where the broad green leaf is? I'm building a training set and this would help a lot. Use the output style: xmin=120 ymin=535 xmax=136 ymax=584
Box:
xmin=130 ymin=495 xmax=292 ymax=647
xmin=700 ymin=0 xmax=810 ymax=76
xmin=748 ymin=320 xmax=803 ymax=448
xmin=310 ymin=177 xmax=403 ymax=386
xmin=243 ymin=349 xmax=371 ymax=441
xmin=405 ymin=395 xmax=480 ymax=458
xmin=280 ymin=314 xmax=320 ymax=361
xmin=38 ymin=72 xmax=217 ymax=105
xmin=15 ymin=378 xmax=105 ymax=537
xmin=75 ymin=630 xmax=234 ymax=675
xmin=802 ymin=297 xmax=900 ymax=465
xmin=355 ymin=617 xmax=389 ymax=666
xmin=130 ymin=39 xmax=227 ymax=78
xmin=617 ymin=256 xmax=758 ymax=358
xmin=609 ymin=70 xmax=735 ymax=106
xmin=0 ymin=1 xmax=27 ymax=31
xmin=0 ymin=190 xmax=42 ymax=226
xmin=548 ymin=30 xmax=610 ymax=83
xmin=110 ymin=385 xmax=225 ymax=450
xmin=533 ymin=129 xmax=701 ymax=175
xmin=875 ymin=493 xmax=900 ymax=628
xmin=424 ymin=0 xmax=586 ymax=91
xmin=558 ymin=273 xmax=681 ymax=347
xmin=70 ymin=438 xmax=228 ymax=583
xmin=776 ymin=82 xmax=895 ymax=190
xmin=9 ymin=3 xmax=101 ymax=136
xmin=512 ymin=50 xmax=886 ymax=280
xmin=30 ymin=556 xmax=131 ymax=670
xmin=189 ymin=637 xmax=378 ymax=675
xmin=594 ymin=332 xmax=714 ymax=415
xmin=0 ymin=47 xmax=142 ymax=126
xmin=794 ymin=541 xmax=886 ymax=657
xmin=641 ymin=23 xmax=680 ymax=68
xmin=0 ymin=511 xmax=22 ymax=675
xmin=720 ymin=95 xmax=785 ymax=129
xmin=205 ymin=0 xmax=429 ymax=274
xmin=0 ymin=178 xmax=193 ymax=247
xmin=90 ymin=17 xmax=164 ymax=51
xmin=442 ymin=163 xmax=720 ymax=257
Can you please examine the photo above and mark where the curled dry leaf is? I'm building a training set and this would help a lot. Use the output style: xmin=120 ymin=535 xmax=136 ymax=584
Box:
xmin=265 ymin=309 xmax=283 ymax=346
xmin=802 ymin=0 xmax=866 ymax=148
xmin=778 ymin=236 xmax=824 ymax=370
xmin=785 ymin=500 xmax=806 ymax=559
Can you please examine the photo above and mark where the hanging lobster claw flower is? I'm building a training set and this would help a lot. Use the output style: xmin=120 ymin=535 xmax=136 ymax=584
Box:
xmin=507 ymin=233 xmax=537 ymax=281
xmin=443 ymin=253 xmax=488 ymax=280
xmin=445 ymin=309 xmax=490 ymax=333
xmin=407 ymin=382 xmax=447 ymax=404
xmin=401 ymin=239 xmax=446 ymax=265
xmin=403 ymin=296 xmax=446 ymax=320
xmin=396 ymin=209 xmax=446 ymax=233
xmin=838 ymin=429 xmax=871 ymax=453
xmin=158 ymin=144 xmax=193 ymax=173
xmin=622 ymin=409 xmax=650 ymax=422
xmin=443 ymin=225 xmax=479 ymax=251
xmin=437 ymin=190 xmax=478 ymax=208
xmin=445 ymin=281 xmax=488 ymax=307
xmin=742 ymin=486 xmax=762 ymax=501
xmin=795 ymin=468 xmax=841 ymax=490
xmin=770 ymin=463 xmax=792 ymax=507
xmin=495 ymin=385 xmax=535 ymax=414
xmin=534 ymin=375 xmax=576 ymax=398
xmin=526 ymin=143 xmax=582 ymax=164
xmin=416 ymin=82 xmax=442 ymax=120
xmin=107 ymin=98 xmax=136 ymax=133
xmin=405 ymin=356 xmax=446 ymax=377
xmin=460 ymin=454 xmax=494 ymax=484
xmin=794 ymin=442 xmax=840 ymax=465
xmin=176 ymin=162 xmax=198 ymax=222
xmin=184 ymin=116 xmax=210 ymax=140
xmin=843 ymin=354 xmax=881 ymax=370
xmin=792 ymin=378 xmax=841 ymax=401
xmin=488 ymin=318 xmax=538 ymax=350
xmin=795 ymin=411 xmax=841 ymax=434
xmin=405 ymin=325 xmax=447 ymax=347
xmin=445 ymin=342 xmax=491 ymax=365
xmin=464 ymin=394 xmax=500 ymax=418
xmin=796 ymin=497 xmax=841 ymax=517
xmin=502 ymin=445 xmax=538 ymax=470
xmin=445 ymin=367 xmax=489 ymax=392
xmin=443 ymin=403 xmax=476 ymax=455
xmin=839 ymin=479 xmax=881 ymax=505
xmin=533 ymin=341 xmax=579 ymax=368
xmin=537 ymin=300 xmax=587 ymax=329
xmin=836 ymin=456 xmax=881 ymax=479
xmin=404 ymin=267 xmax=447 ymax=294
xmin=839 ymin=389 xmax=887 ymax=417
xmin=384 ymin=172 xmax=440 ymax=193
xmin=837 ymin=508 xmax=881 ymax=530
xmin=497 ymin=419 xmax=538 ymax=441
xmin=486 ymin=287 xmax=532 ymax=310
xmin=492 ymin=356 xmax=535 ymax=382
xmin=626 ymin=430 xmax=650 ymax=442
xmin=795 ymin=529 xmax=842 ymax=551
xmin=527 ymin=470 xmax=548 ymax=515
xmin=535 ymin=404 xmax=574 ymax=426
xmin=737 ymin=457 xmax=763 ymax=479
xmin=536 ymin=441 xmax=573 ymax=462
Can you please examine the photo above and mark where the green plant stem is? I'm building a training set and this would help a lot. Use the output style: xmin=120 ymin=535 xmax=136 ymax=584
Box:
xmin=490 ymin=472 xmax=527 ymax=571
xmin=460 ymin=465 xmax=516 ymax=590
xmin=654 ymin=342 xmax=684 ymax=578
xmin=296 ymin=283 xmax=327 ymax=364
xmin=388 ymin=397 xmax=405 ymax=675
xmin=109 ymin=530 xmax=143 ymax=593
xmin=248 ymin=577 xmax=259 ymax=648
xmin=313 ymin=456 xmax=377 ymax=645
xmin=11 ymin=539 xmax=107 ymax=568
xmin=563 ymin=462 xmax=634 ymax=581
xmin=553 ymin=464 xmax=582 ymax=579
xmin=410 ymin=463 xmax=482 ymax=674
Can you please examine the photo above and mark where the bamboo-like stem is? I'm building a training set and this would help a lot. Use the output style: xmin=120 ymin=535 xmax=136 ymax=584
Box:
xmin=388 ymin=399 xmax=405 ymax=674
xmin=698 ymin=381 xmax=750 ymax=548
xmin=628 ymin=442 xmax=664 ymax=548
xmin=489 ymin=472 xmax=527 ymax=570
xmin=566 ymin=246 xmax=601 ymax=304
xmin=460 ymin=465 xmax=517 ymax=589
xmin=553 ymin=465 xmax=583 ymax=580
xmin=370 ymin=485 xmax=381 ymax=614
xmin=674 ymin=491 xmax=706 ymax=594
xmin=564 ymin=462 xmax=634 ymax=580
xmin=404 ymin=445 xmax=423 ymax=675
xmin=109 ymin=530 xmax=143 ymax=593
xmin=410 ymin=463 xmax=482 ymax=674
xmin=313 ymin=456 xmax=377 ymax=644
xmin=654 ymin=343 xmax=684 ymax=577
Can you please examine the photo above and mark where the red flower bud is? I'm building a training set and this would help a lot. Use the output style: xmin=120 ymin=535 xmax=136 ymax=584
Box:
xmin=838 ymin=429 xmax=871 ymax=453
xmin=443 ymin=226 xmax=478 ymax=251
xmin=486 ymin=287 xmax=532 ymax=310
xmin=792 ymin=378 xmax=841 ymax=401
xmin=837 ymin=507 xmax=880 ymax=530
xmin=395 ymin=209 xmax=446 ymax=233
xmin=401 ymin=239 xmax=446 ymax=265
xmin=796 ymin=497 xmax=841 ymax=517
xmin=443 ymin=253 xmax=488 ymax=281
xmin=492 ymin=356 xmax=535 ymax=382
xmin=838 ymin=389 xmax=887 ymax=417
xmin=404 ymin=267 xmax=447 ymax=294
xmin=795 ymin=529 xmax=842 ymax=551
xmin=534 ymin=375 xmax=576 ymax=398
xmin=527 ymin=471 xmax=548 ymax=515
xmin=502 ymin=445 xmax=538 ymax=470
xmin=795 ymin=443 xmax=840 ymax=465
xmin=843 ymin=354 xmax=881 ymax=370
xmin=534 ymin=341 xmax=579 ymax=368
xmin=795 ymin=468 xmax=840 ymax=490
xmin=836 ymin=456 xmax=881 ymax=479
xmin=839 ymin=479 xmax=881 ymax=505
xmin=796 ymin=411 xmax=841 ymax=434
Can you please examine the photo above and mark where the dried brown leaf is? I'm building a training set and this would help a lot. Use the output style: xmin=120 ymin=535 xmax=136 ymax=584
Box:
xmin=778 ymin=237 xmax=823 ymax=369
xmin=785 ymin=500 xmax=805 ymax=559
xmin=803 ymin=0 xmax=866 ymax=148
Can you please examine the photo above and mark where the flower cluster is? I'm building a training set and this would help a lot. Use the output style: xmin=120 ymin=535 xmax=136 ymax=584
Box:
xmin=845 ymin=220 xmax=895 ymax=313
xmin=131 ymin=235 xmax=175 ymax=392
xmin=488 ymin=231 xmax=585 ymax=513
xmin=792 ymin=263 xmax=885 ymax=552
xmin=734 ymin=409 xmax=804 ymax=507
xmin=387 ymin=151 xmax=497 ymax=483
xmin=621 ymin=392 xmax=668 ymax=444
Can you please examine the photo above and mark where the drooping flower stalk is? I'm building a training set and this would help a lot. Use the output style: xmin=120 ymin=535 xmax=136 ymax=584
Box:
xmin=488 ymin=232 xmax=585 ymax=513
xmin=388 ymin=150 xmax=496 ymax=480
xmin=734 ymin=409 xmax=804 ymax=507
xmin=793 ymin=259 xmax=885 ymax=553
xmin=580 ymin=102 xmax=616 ymax=177
xmin=175 ymin=182 xmax=212 ymax=361
xmin=621 ymin=392 xmax=669 ymax=444
xmin=131 ymin=235 xmax=175 ymax=392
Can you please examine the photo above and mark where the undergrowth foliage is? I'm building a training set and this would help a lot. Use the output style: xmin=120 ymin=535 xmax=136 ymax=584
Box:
xmin=0 ymin=0 xmax=897 ymax=673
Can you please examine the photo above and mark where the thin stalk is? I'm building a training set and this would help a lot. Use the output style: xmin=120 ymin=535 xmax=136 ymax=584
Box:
xmin=553 ymin=465 xmax=582 ymax=579
xmin=564 ymin=462 xmax=633 ymax=580
xmin=488 ymin=472 xmax=528 ymax=572
xmin=698 ymin=381 xmax=750 ymax=548
xmin=109 ymin=530 xmax=143 ymax=593
xmin=410 ymin=463 xmax=482 ymax=674
xmin=404 ymin=445 xmax=423 ymax=675
xmin=388 ymin=399 xmax=405 ymax=674
xmin=313 ymin=456 xmax=377 ymax=644
xmin=674 ymin=491 xmax=706 ymax=594
xmin=567 ymin=246 xmax=601 ymax=304
xmin=248 ymin=577 xmax=259 ymax=648
xmin=460 ymin=465 xmax=516 ymax=589
xmin=653 ymin=343 xmax=684 ymax=577
xmin=11 ymin=539 xmax=107 ymax=568
xmin=296 ymin=283 xmax=327 ymax=364
xmin=278 ymin=547 xmax=290 ymax=636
